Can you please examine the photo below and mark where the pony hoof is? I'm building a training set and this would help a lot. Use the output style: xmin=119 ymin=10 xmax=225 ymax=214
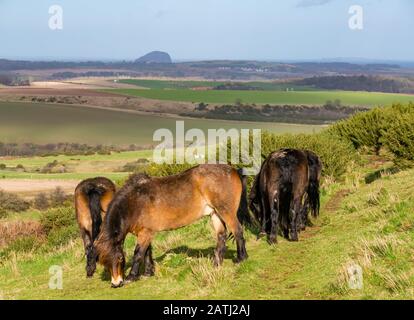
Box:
xmin=143 ymin=271 xmax=155 ymax=277
xmin=125 ymin=275 xmax=139 ymax=283
xmin=267 ymin=236 xmax=277 ymax=245
xmin=235 ymin=256 xmax=248 ymax=264
xmin=256 ymin=232 xmax=267 ymax=240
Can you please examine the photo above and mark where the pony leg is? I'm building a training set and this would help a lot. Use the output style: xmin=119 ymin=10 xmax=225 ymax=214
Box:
xmin=299 ymin=194 xmax=309 ymax=231
xmin=290 ymin=199 xmax=301 ymax=241
xmin=269 ymin=196 xmax=279 ymax=244
xmin=218 ymin=213 xmax=247 ymax=263
xmin=125 ymin=230 xmax=153 ymax=283
xmin=260 ymin=194 xmax=268 ymax=236
xmin=143 ymin=244 xmax=155 ymax=277
xmin=211 ymin=214 xmax=227 ymax=267
xmin=80 ymin=228 xmax=96 ymax=278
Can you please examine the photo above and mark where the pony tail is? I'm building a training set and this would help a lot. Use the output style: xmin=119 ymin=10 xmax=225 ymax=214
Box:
xmin=236 ymin=168 xmax=252 ymax=227
xmin=307 ymin=179 xmax=320 ymax=218
xmin=83 ymin=184 xmax=105 ymax=241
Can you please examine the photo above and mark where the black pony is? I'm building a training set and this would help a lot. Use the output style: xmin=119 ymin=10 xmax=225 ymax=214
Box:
xmin=249 ymin=149 xmax=319 ymax=243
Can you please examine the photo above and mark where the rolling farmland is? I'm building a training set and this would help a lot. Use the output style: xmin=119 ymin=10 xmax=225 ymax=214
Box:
xmin=0 ymin=102 xmax=323 ymax=145
xmin=106 ymin=88 xmax=414 ymax=106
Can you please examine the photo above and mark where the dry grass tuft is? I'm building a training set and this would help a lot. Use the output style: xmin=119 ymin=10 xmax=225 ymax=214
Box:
xmin=0 ymin=220 xmax=44 ymax=248
xmin=190 ymin=258 xmax=235 ymax=289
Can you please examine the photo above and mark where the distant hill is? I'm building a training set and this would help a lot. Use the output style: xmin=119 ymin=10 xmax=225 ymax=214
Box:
xmin=294 ymin=75 xmax=414 ymax=94
xmin=135 ymin=51 xmax=172 ymax=64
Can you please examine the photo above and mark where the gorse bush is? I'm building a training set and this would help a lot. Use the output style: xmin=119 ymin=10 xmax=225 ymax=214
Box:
xmin=382 ymin=112 xmax=414 ymax=168
xmin=40 ymin=205 xmax=78 ymax=248
xmin=329 ymin=108 xmax=388 ymax=154
xmin=329 ymin=102 xmax=414 ymax=166
xmin=145 ymin=131 xmax=358 ymax=180
xmin=40 ymin=206 xmax=75 ymax=234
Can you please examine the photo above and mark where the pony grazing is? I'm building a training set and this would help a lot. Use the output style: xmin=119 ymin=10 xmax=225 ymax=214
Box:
xmin=249 ymin=149 xmax=309 ymax=243
xmin=95 ymin=164 xmax=250 ymax=288
xmin=75 ymin=177 xmax=116 ymax=277
xmin=299 ymin=150 xmax=322 ymax=230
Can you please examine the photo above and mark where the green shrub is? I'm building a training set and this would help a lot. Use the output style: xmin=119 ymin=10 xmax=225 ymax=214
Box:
xmin=145 ymin=162 xmax=194 ymax=177
xmin=46 ymin=223 xmax=78 ymax=247
xmin=0 ymin=190 xmax=30 ymax=212
xmin=40 ymin=206 xmax=75 ymax=234
xmin=0 ymin=163 xmax=6 ymax=170
xmin=0 ymin=236 xmax=42 ymax=257
xmin=40 ymin=206 xmax=78 ymax=248
xmin=381 ymin=112 xmax=414 ymax=168
xmin=329 ymin=107 xmax=388 ymax=153
xmin=145 ymin=131 xmax=357 ymax=180
xmin=329 ymin=102 xmax=414 ymax=155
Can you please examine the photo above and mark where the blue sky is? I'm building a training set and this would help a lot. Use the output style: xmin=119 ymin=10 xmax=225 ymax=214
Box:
xmin=0 ymin=0 xmax=413 ymax=61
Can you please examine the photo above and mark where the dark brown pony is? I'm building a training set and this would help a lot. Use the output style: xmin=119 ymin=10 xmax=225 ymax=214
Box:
xmin=95 ymin=164 xmax=250 ymax=288
xmin=249 ymin=149 xmax=309 ymax=243
xmin=75 ymin=177 xmax=116 ymax=277
xmin=299 ymin=150 xmax=322 ymax=230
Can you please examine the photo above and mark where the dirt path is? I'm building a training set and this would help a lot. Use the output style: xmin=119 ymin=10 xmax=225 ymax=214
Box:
xmin=0 ymin=179 xmax=78 ymax=197
xmin=323 ymin=189 xmax=351 ymax=213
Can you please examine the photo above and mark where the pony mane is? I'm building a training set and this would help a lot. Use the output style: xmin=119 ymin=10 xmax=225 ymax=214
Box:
xmin=124 ymin=173 xmax=151 ymax=188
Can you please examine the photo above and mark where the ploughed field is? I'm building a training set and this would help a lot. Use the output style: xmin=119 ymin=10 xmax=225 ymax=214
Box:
xmin=0 ymin=102 xmax=323 ymax=145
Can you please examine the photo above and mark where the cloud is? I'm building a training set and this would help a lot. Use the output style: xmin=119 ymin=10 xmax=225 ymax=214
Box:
xmin=297 ymin=0 xmax=334 ymax=7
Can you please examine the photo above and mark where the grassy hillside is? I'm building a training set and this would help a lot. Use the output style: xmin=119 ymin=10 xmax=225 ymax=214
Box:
xmin=1 ymin=160 xmax=413 ymax=299
xmin=105 ymin=89 xmax=414 ymax=106
xmin=0 ymin=102 xmax=322 ymax=145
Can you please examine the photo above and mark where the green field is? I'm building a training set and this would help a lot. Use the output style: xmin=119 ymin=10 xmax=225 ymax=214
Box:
xmin=0 ymin=102 xmax=323 ymax=145
xmin=119 ymin=79 xmax=315 ymax=91
xmin=1 ymin=162 xmax=413 ymax=299
xmin=106 ymin=88 xmax=414 ymax=106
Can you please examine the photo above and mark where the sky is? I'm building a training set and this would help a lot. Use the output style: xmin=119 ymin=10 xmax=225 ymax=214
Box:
xmin=0 ymin=0 xmax=413 ymax=61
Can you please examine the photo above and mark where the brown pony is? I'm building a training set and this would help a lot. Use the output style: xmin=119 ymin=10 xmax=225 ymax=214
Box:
xmin=95 ymin=164 xmax=250 ymax=288
xmin=75 ymin=177 xmax=116 ymax=277
xmin=249 ymin=149 xmax=309 ymax=243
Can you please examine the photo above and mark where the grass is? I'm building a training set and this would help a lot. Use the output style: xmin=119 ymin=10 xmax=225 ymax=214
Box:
xmin=1 ymin=161 xmax=413 ymax=299
xmin=0 ymin=150 xmax=152 ymax=171
xmin=0 ymin=102 xmax=323 ymax=145
xmin=105 ymin=89 xmax=414 ymax=107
